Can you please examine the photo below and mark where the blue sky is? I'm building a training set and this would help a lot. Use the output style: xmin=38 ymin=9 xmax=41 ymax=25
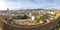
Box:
xmin=0 ymin=0 xmax=60 ymax=10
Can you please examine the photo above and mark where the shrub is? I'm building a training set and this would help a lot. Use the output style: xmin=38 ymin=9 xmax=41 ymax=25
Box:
xmin=34 ymin=20 xmax=40 ymax=24
xmin=21 ymin=14 xmax=28 ymax=19
xmin=3 ymin=16 xmax=8 ymax=20
xmin=40 ymin=16 xmax=47 ymax=21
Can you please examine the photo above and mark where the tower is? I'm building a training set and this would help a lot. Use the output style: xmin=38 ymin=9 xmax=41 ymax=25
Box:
xmin=7 ymin=8 xmax=9 ymax=12
xmin=7 ymin=8 xmax=9 ymax=13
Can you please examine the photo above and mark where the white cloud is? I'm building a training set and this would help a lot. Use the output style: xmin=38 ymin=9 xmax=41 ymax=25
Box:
xmin=0 ymin=0 xmax=60 ymax=10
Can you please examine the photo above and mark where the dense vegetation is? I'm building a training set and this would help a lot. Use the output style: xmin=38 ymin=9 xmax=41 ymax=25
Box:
xmin=12 ymin=14 xmax=29 ymax=19
xmin=34 ymin=13 xmax=56 ymax=24
xmin=34 ymin=16 xmax=47 ymax=24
